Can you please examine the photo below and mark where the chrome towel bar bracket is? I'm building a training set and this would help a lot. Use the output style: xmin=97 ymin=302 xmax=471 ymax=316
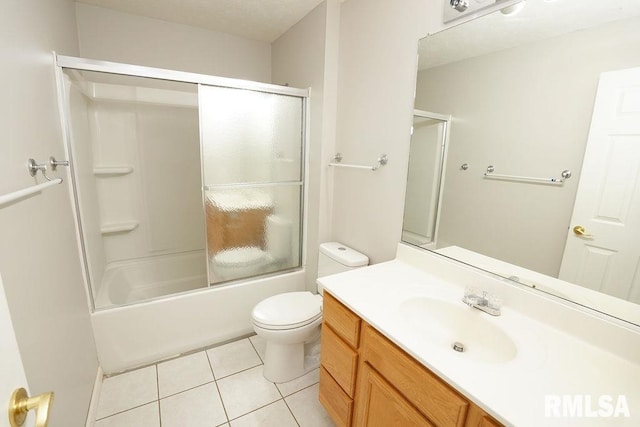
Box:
xmin=329 ymin=153 xmax=388 ymax=171
xmin=484 ymin=165 xmax=571 ymax=185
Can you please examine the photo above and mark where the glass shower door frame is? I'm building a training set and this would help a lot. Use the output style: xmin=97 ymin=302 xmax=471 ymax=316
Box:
xmin=55 ymin=54 xmax=310 ymax=311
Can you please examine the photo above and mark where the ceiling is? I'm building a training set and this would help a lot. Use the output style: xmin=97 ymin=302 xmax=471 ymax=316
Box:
xmin=420 ymin=0 xmax=640 ymax=69
xmin=76 ymin=0 xmax=327 ymax=43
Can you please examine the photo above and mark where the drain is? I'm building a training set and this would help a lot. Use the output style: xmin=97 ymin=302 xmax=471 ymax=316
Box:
xmin=452 ymin=342 xmax=465 ymax=353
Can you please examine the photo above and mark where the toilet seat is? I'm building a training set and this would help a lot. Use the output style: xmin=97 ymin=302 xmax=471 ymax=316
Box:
xmin=252 ymin=291 xmax=322 ymax=330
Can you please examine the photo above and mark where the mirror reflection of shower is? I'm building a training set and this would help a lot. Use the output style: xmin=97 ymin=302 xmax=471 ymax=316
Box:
xmin=60 ymin=64 xmax=306 ymax=310
xmin=402 ymin=111 xmax=450 ymax=249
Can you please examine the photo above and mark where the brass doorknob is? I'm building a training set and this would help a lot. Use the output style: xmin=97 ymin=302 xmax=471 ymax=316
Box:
xmin=8 ymin=388 xmax=54 ymax=427
xmin=573 ymin=225 xmax=594 ymax=238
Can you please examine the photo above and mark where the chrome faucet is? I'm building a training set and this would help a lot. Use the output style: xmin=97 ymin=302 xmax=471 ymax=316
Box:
xmin=462 ymin=287 xmax=501 ymax=316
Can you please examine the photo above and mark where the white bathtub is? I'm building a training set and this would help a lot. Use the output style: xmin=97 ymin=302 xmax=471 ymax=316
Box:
xmin=91 ymin=267 xmax=306 ymax=374
xmin=94 ymin=251 xmax=207 ymax=309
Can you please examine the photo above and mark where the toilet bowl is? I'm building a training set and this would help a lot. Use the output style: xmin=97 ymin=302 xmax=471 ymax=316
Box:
xmin=251 ymin=242 xmax=368 ymax=383
xmin=252 ymin=291 xmax=323 ymax=382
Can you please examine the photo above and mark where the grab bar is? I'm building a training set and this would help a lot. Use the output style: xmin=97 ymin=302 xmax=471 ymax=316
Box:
xmin=0 ymin=179 xmax=63 ymax=208
xmin=328 ymin=153 xmax=388 ymax=171
xmin=484 ymin=165 xmax=571 ymax=185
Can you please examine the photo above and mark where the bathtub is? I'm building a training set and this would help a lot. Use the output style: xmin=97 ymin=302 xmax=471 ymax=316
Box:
xmin=91 ymin=266 xmax=306 ymax=374
xmin=94 ymin=251 xmax=208 ymax=309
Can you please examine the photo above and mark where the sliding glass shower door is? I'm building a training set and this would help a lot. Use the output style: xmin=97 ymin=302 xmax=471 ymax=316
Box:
xmin=60 ymin=57 xmax=307 ymax=309
xmin=199 ymin=85 xmax=304 ymax=284
xmin=62 ymin=69 xmax=207 ymax=309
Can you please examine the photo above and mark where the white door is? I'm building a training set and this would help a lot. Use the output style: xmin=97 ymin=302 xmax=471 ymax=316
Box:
xmin=559 ymin=67 xmax=640 ymax=303
xmin=0 ymin=272 xmax=32 ymax=427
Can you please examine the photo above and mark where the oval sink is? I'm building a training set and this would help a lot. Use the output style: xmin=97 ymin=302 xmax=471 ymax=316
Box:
xmin=396 ymin=297 xmax=517 ymax=364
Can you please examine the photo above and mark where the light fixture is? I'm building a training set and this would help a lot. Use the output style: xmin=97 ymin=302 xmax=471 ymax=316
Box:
xmin=500 ymin=0 xmax=525 ymax=16
xmin=450 ymin=0 xmax=469 ymax=12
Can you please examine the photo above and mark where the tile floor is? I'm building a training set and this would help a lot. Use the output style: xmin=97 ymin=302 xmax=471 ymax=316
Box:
xmin=93 ymin=336 xmax=335 ymax=427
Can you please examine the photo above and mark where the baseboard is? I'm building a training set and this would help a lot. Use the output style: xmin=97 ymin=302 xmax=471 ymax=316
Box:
xmin=85 ymin=366 xmax=103 ymax=427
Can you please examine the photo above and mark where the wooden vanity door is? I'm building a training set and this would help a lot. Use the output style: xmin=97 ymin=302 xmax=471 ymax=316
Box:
xmin=356 ymin=362 xmax=434 ymax=427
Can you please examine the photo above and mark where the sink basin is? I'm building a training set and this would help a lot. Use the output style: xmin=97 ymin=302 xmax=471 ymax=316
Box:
xmin=396 ymin=297 xmax=517 ymax=364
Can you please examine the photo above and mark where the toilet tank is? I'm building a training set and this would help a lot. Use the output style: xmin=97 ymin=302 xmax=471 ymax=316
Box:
xmin=317 ymin=242 xmax=368 ymax=294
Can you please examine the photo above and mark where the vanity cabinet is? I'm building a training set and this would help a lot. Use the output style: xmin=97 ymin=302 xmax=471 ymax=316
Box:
xmin=319 ymin=292 xmax=361 ymax=426
xmin=319 ymin=292 xmax=502 ymax=427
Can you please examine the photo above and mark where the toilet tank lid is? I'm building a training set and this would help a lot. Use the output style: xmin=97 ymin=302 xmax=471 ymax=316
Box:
xmin=319 ymin=242 xmax=369 ymax=267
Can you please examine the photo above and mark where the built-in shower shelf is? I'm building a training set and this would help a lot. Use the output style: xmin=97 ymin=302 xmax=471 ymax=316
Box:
xmin=93 ymin=166 xmax=134 ymax=176
xmin=100 ymin=222 xmax=139 ymax=235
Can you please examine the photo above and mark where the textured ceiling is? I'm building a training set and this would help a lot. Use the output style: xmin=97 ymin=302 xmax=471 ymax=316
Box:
xmin=420 ymin=0 xmax=640 ymax=70
xmin=76 ymin=0 xmax=326 ymax=43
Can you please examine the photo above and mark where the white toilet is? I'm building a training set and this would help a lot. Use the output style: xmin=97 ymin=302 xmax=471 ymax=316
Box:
xmin=251 ymin=242 xmax=368 ymax=383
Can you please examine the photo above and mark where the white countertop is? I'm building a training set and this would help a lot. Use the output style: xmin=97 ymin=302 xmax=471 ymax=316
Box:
xmin=318 ymin=245 xmax=640 ymax=426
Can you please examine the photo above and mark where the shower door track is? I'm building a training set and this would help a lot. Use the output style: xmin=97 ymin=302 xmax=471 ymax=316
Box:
xmin=56 ymin=55 xmax=309 ymax=98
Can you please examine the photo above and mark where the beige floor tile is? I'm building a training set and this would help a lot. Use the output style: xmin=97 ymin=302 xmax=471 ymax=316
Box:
xmin=285 ymin=383 xmax=335 ymax=427
xmin=160 ymin=382 xmax=227 ymax=427
xmin=217 ymin=365 xmax=281 ymax=419
xmin=276 ymin=368 xmax=320 ymax=397
xmin=207 ymin=338 xmax=262 ymax=379
xmin=248 ymin=335 xmax=266 ymax=361
xmin=95 ymin=402 xmax=159 ymax=427
xmin=96 ymin=366 xmax=158 ymax=419
xmin=229 ymin=400 xmax=298 ymax=427
xmin=157 ymin=351 xmax=214 ymax=398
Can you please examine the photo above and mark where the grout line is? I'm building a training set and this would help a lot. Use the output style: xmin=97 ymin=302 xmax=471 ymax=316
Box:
xmin=94 ymin=401 xmax=158 ymax=422
xmin=281 ymin=396 xmax=301 ymax=427
xmin=155 ymin=365 xmax=162 ymax=427
xmin=273 ymin=371 xmax=319 ymax=426
xmin=284 ymin=382 xmax=325 ymax=427
xmin=226 ymin=398 xmax=283 ymax=423
xmin=214 ymin=363 xmax=263 ymax=381
xmin=292 ymin=381 xmax=320 ymax=396
xmin=279 ymin=377 xmax=321 ymax=398
xmin=102 ymin=334 xmax=258 ymax=379
xmin=248 ymin=336 xmax=265 ymax=364
xmin=158 ymin=380 xmax=217 ymax=401
xmin=203 ymin=346 xmax=218 ymax=381
xmin=275 ymin=380 xmax=285 ymax=399
xmin=205 ymin=350 xmax=230 ymax=423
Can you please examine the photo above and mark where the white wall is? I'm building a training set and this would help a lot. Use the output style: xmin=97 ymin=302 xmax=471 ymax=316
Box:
xmin=330 ymin=0 xmax=441 ymax=263
xmin=0 ymin=1 xmax=98 ymax=425
xmin=89 ymin=95 xmax=204 ymax=264
xmin=415 ymin=16 xmax=640 ymax=276
xmin=75 ymin=3 xmax=272 ymax=82
xmin=271 ymin=0 xmax=340 ymax=289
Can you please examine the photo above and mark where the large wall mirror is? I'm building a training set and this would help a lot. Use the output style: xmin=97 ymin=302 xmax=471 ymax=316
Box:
xmin=406 ymin=0 xmax=640 ymax=327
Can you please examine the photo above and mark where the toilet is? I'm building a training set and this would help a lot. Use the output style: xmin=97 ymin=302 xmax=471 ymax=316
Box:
xmin=251 ymin=242 xmax=368 ymax=383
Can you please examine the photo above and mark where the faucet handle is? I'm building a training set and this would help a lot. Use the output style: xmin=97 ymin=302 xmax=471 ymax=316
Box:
xmin=462 ymin=286 xmax=482 ymax=306
xmin=486 ymin=293 xmax=503 ymax=310
xmin=464 ymin=285 xmax=479 ymax=297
